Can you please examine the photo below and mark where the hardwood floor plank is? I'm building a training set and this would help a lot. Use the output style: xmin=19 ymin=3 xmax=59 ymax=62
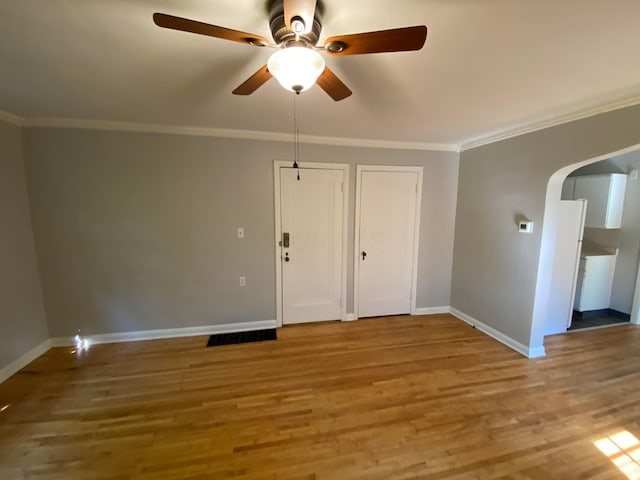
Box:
xmin=1 ymin=314 xmax=639 ymax=479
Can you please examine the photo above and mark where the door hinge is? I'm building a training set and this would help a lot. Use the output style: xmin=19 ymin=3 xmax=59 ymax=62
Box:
xmin=341 ymin=182 xmax=344 ymax=193
xmin=415 ymin=183 xmax=418 ymax=193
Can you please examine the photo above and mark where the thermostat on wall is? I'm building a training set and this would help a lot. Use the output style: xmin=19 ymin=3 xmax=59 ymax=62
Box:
xmin=519 ymin=221 xmax=534 ymax=233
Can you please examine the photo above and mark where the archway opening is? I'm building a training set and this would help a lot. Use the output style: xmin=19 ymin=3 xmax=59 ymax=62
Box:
xmin=530 ymin=143 xmax=640 ymax=352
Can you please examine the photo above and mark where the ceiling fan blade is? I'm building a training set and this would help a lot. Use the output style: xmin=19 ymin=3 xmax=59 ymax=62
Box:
xmin=153 ymin=13 xmax=270 ymax=46
xmin=232 ymin=65 xmax=273 ymax=95
xmin=284 ymin=0 xmax=317 ymax=35
xmin=316 ymin=67 xmax=352 ymax=101
xmin=323 ymin=26 xmax=427 ymax=56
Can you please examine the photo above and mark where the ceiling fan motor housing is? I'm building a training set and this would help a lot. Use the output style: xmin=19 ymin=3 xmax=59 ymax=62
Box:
xmin=269 ymin=0 xmax=323 ymax=46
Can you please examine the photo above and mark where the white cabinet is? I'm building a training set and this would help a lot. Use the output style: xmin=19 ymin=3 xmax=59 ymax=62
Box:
xmin=572 ymin=173 xmax=627 ymax=228
xmin=574 ymin=255 xmax=617 ymax=312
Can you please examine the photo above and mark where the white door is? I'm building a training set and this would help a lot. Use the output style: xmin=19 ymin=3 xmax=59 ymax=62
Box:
xmin=356 ymin=167 xmax=421 ymax=318
xmin=545 ymin=199 xmax=586 ymax=335
xmin=280 ymin=167 xmax=344 ymax=324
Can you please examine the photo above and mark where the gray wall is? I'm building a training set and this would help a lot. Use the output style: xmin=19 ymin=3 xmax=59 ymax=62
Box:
xmin=570 ymin=152 xmax=640 ymax=314
xmin=452 ymin=104 xmax=640 ymax=348
xmin=24 ymin=128 xmax=458 ymax=337
xmin=0 ymin=121 xmax=49 ymax=367
xmin=611 ymin=153 xmax=640 ymax=313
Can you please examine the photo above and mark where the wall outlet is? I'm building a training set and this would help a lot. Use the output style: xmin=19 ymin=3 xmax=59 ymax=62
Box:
xmin=239 ymin=276 xmax=246 ymax=287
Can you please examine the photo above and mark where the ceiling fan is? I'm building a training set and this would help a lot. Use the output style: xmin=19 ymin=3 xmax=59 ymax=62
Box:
xmin=153 ymin=0 xmax=427 ymax=101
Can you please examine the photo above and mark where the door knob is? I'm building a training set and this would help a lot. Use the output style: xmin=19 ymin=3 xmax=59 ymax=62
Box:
xmin=362 ymin=251 xmax=367 ymax=261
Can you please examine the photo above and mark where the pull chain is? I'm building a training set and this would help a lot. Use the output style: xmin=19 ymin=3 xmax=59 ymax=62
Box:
xmin=293 ymin=93 xmax=300 ymax=181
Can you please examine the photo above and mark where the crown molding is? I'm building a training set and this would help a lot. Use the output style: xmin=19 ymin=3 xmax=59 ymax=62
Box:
xmin=301 ymin=133 xmax=458 ymax=152
xmin=0 ymin=110 xmax=25 ymax=126
xmin=11 ymin=92 xmax=640 ymax=154
xmin=23 ymin=116 xmax=459 ymax=152
xmin=460 ymin=94 xmax=640 ymax=151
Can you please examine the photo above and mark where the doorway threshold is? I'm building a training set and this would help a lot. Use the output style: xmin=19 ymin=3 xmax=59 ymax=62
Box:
xmin=568 ymin=309 xmax=630 ymax=331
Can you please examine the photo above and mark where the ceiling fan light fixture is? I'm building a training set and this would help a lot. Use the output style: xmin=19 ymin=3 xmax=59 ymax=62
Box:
xmin=268 ymin=46 xmax=325 ymax=94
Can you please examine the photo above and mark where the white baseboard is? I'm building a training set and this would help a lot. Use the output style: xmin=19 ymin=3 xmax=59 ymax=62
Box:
xmin=343 ymin=307 xmax=450 ymax=320
xmin=0 ymin=339 xmax=52 ymax=384
xmin=413 ymin=306 xmax=451 ymax=315
xmin=527 ymin=345 xmax=546 ymax=358
xmin=50 ymin=320 xmax=277 ymax=347
xmin=449 ymin=307 xmax=546 ymax=359
xmin=1 ymin=321 xmax=277 ymax=384
xmin=2 ymin=310 xmax=547 ymax=385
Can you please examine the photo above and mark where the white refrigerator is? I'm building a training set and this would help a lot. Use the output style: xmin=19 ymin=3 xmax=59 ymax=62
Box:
xmin=545 ymin=199 xmax=587 ymax=335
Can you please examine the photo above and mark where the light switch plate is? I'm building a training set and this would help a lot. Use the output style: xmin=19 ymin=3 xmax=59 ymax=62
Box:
xmin=519 ymin=221 xmax=534 ymax=233
xmin=237 ymin=227 xmax=244 ymax=238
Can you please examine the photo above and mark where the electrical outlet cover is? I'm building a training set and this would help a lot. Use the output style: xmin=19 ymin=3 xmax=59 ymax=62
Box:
xmin=518 ymin=221 xmax=534 ymax=233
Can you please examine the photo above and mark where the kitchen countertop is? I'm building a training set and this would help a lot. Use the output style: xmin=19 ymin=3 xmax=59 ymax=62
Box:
xmin=580 ymin=243 xmax=618 ymax=257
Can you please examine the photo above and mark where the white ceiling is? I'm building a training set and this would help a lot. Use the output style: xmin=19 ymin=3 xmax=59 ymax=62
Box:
xmin=1 ymin=0 xmax=639 ymax=148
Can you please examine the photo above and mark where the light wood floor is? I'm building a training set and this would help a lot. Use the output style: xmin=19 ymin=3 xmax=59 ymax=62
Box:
xmin=1 ymin=314 xmax=640 ymax=480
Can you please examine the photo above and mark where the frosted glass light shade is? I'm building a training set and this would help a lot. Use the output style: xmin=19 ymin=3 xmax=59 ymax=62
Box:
xmin=267 ymin=47 xmax=325 ymax=93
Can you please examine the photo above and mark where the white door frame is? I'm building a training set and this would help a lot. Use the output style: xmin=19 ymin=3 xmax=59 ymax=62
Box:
xmin=632 ymin=258 xmax=640 ymax=325
xmin=274 ymin=160 xmax=350 ymax=328
xmin=353 ymin=165 xmax=423 ymax=318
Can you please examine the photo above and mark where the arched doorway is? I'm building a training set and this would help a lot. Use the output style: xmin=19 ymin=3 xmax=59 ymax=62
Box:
xmin=531 ymin=145 xmax=640 ymax=350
